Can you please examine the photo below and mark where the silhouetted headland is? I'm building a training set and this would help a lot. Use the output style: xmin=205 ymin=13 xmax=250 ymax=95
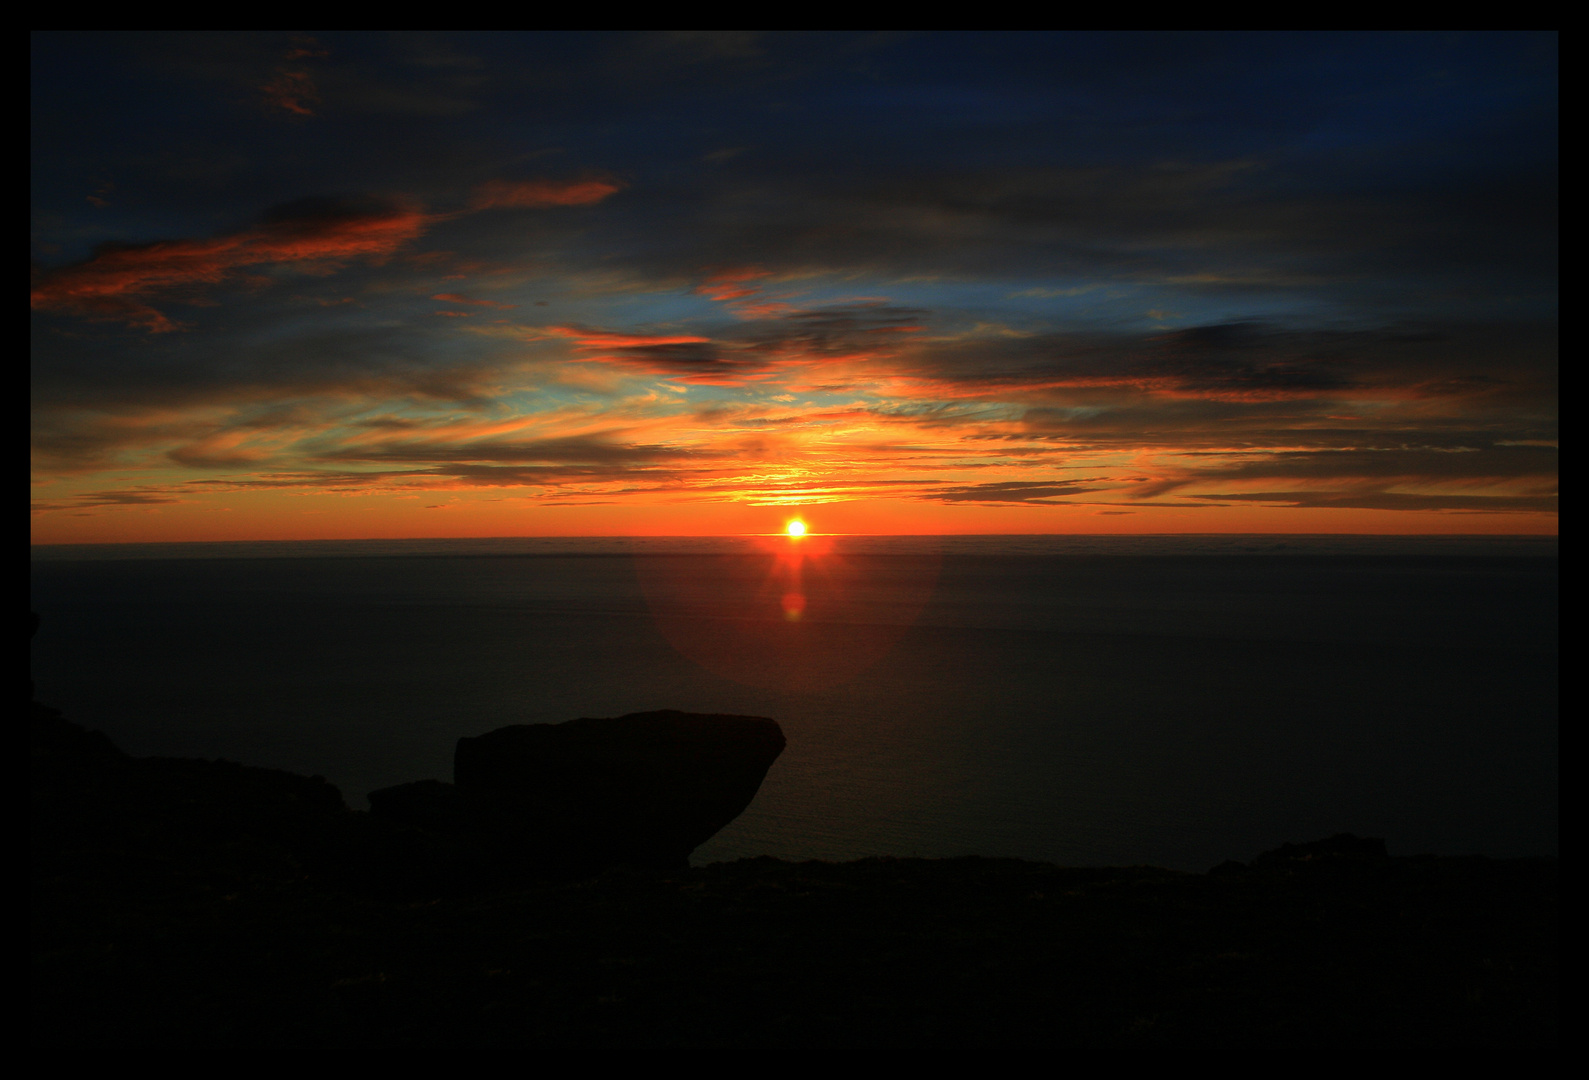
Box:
xmin=32 ymin=690 xmax=1555 ymax=1046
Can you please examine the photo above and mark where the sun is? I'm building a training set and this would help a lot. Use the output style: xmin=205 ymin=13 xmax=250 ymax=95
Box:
xmin=785 ymin=518 xmax=807 ymax=537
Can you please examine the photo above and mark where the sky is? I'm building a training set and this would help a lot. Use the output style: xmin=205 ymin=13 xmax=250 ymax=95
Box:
xmin=31 ymin=32 xmax=1558 ymax=541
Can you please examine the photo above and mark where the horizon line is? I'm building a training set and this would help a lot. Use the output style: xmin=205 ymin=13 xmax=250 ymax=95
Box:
xmin=30 ymin=530 xmax=1561 ymax=548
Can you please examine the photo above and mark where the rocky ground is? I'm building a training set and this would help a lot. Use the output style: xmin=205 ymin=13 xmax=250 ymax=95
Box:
xmin=32 ymin=703 xmax=1556 ymax=1047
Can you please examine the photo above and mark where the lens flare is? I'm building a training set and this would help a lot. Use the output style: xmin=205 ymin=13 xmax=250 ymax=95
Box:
xmin=786 ymin=518 xmax=807 ymax=537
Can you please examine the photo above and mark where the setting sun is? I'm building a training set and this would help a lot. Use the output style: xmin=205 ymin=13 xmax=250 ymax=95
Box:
xmin=24 ymin=33 xmax=1559 ymax=1048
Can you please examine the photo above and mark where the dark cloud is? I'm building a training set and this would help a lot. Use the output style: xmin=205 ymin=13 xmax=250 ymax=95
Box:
xmin=166 ymin=446 xmax=270 ymax=468
xmin=439 ymin=463 xmax=703 ymax=488
xmin=753 ymin=304 xmax=926 ymax=355
xmin=32 ymin=318 xmax=516 ymax=414
xmin=34 ymin=34 xmax=1556 ymax=293
xmin=926 ymin=480 xmax=1100 ymax=504
xmin=318 ymin=435 xmax=702 ymax=466
xmin=32 ymin=488 xmax=183 ymax=512
xmin=556 ymin=303 xmax=931 ymax=384
xmin=1200 ymin=491 xmax=1557 ymax=513
xmin=901 ymin=322 xmax=1557 ymax=441
xmin=564 ymin=335 xmax=761 ymax=383
xmin=1181 ymin=444 xmax=1558 ymax=484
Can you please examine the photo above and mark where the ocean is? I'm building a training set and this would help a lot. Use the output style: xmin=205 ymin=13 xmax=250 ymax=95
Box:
xmin=29 ymin=534 xmax=1558 ymax=871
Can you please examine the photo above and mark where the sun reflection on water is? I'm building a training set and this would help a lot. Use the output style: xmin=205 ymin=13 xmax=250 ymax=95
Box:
xmin=631 ymin=522 xmax=941 ymax=692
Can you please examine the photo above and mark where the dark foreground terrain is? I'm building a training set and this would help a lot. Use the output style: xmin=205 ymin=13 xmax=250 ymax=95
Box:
xmin=33 ymin=703 xmax=1556 ymax=1047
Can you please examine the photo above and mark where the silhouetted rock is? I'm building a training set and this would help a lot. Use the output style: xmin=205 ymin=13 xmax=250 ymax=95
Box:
xmin=31 ymin=700 xmax=353 ymax=892
xmin=1252 ymin=833 xmax=1389 ymax=869
xmin=366 ymin=778 xmax=462 ymax=828
xmin=369 ymin=710 xmax=786 ymax=876
xmin=32 ymin=701 xmax=129 ymax=772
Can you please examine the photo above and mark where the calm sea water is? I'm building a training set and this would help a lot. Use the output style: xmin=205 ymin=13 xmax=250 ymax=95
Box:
xmin=30 ymin=535 xmax=1558 ymax=870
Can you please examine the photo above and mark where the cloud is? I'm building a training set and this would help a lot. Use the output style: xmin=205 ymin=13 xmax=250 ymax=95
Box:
xmin=1199 ymin=490 xmax=1557 ymax=513
xmin=691 ymin=267 xmax=803 ymax=320
xmin=891 ymin=321 xmax=1367 ymax=405
xmin=33 ymin=488 xmax=184 ymax=512
xmin=1113 ymin=443 xmax=1560 ymax=515
xmin=27 ymin=34 xmax=1557 ymax=532
xmin=167 ymin=445 xmax=273 ymax=468
xmin=470 ymin=178 xmax=623 ymax=209
xmin=431 ymin=292 xmax=515 ymax=308
xmin=926 ymin=480 xmax=1100 ymax=504
xmin=319 ymin=434 xmax=701 ymax=466
xmin=28 ymin=174 xmax=621 ymax=334
xmin=550 ymin=326 xmax=760 ymax=384
xmin=31 ymin=195 xmax=433 ymax=331
xmin=695 ymin=267 xmax=770 ymax=302
xmin=260 ymin=35 xmax=328 ymax=116
xmin=549 ymin=302 xmax=929 ymax=385
xmin=1178 ymin=444 xmax=1559 ymax=484
xmin=1146 ymin=322 xmax=1353 ymax=398
xmin=892 ymin=320 xmax=1559 ymax=423
xmin=760 ymin=304 xmax=925 ymax=356
xmin=261 ymin=68 xmax=319 ymax=116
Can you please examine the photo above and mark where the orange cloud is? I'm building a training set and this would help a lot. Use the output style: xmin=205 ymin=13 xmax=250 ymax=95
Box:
xmin=470 ymin=178 xmax=623 ymax=209
xmin=31 ymin=199 xmax=433 ymax=332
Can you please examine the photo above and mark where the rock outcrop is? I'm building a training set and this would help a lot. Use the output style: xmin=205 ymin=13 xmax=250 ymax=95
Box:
xmin=1210 ymin=833 xmax=1390 ymax=876
xmin=31 ymin=701 xmax=352 ymax=890
xmin=1252 ymin=833 xmax=1389 ymax=867
xmin=369 ymin=710 xmax=786 ymax=876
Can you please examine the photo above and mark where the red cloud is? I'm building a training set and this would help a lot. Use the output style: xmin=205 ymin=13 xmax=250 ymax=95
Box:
xmin=262 ymin=36 xmax=327 ymax=116
xmin=471 ymin=178 xmax=623 ymax=209
xmin=695 ymin=267 xmax=769 ymax=302
xmin=261 ymin=69 xmax=318 ymax=116
xmin=31 ymin=199 xmax=433 ymax=332
xmin=569 ymin=332 xmax=712 ymax=348
xmin=551 ymin=327 xmax=713 ymax=348
xmin=431 ymin=293 xmax=515 ymax=308
xmin=284 ymin=37 xmax=330 ymax=62
xmin=693 ymin=268 xmax=805 ymax=321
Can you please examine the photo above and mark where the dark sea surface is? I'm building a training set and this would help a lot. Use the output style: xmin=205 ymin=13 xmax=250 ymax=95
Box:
xmin=30 ymin=535 xmax=1558 ymax=871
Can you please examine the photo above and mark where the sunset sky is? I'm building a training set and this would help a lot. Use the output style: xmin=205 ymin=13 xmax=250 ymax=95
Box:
xmin=31 ymin=32 xmax=1557 ymax=542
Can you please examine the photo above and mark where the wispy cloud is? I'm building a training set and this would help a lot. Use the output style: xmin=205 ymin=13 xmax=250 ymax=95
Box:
xmin=470 ymin=178 xmax=623 ymax=209
xmin=431 ymin=292 xmax=515 ymax=308
xmin=31 ymin=196 xmax=432 ymax=331
xmin=259 ymin=35 xmax=328 ymax=116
